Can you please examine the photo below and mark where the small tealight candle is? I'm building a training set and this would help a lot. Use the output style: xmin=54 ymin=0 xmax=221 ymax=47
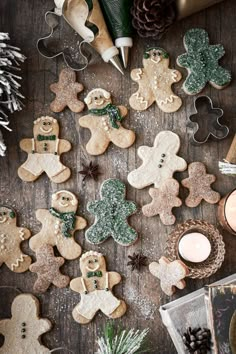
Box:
xmin=178 ymin=232 xmax=211 ymax=263
xmin=225 ymin=190 xmax=236 ymax=232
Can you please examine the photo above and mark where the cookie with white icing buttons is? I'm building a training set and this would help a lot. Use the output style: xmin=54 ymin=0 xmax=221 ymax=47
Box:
xmin=70 ymin=251 xmax=127 ymax=324
xmin=149 ymin=256 xmax=189 ymax=296
xmin=29 ymin=190 xmax=87 ymax=260
xmin=0 ymin=293 xmax=51 ymax=353
xmin=129 ymin=48 xmax=182 ymax=113
xmin=128 ymin=131 xmax=187 ymax=189
xmin=18 ymin=116 xmax=71 ymax=183
xmin=0 ymin=205 xmax=31 ymax=273
xmin=78 ymin=88 xmax=135 ymax=155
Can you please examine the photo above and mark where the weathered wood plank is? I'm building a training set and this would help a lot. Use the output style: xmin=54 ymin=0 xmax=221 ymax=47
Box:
xmin=0 ymin=0 xmax=235 ymax=353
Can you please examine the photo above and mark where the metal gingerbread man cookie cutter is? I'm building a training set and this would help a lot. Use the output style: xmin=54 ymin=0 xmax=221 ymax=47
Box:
xmin=187 ymin=95 xmax=229 ymax=145
xmin=37 ymin=10 xmax=92 ymax=71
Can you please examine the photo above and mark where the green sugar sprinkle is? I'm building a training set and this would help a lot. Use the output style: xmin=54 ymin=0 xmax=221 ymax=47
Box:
xmin=177 ymin=28 xmax=231 ymax=95
xmin=86 ymin=179 xmax=138 ymax=246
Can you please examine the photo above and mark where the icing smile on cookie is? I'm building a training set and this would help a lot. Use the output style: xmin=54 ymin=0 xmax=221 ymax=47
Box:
xmin=94 ymin=98 xmax=105 ymax=106
xmin=59 ymin=201 xmax=69 ymax=207
xmin=40 ymin=126 xmax=53 ymax=134
xmin=86 ymin=264 xmax=100 ymax=271
xmin=0 ymin=216 xmax=7 ymax=223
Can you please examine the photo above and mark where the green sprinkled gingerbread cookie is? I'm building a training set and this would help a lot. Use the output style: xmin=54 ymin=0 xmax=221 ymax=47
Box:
xmin=177 ymin=28 xmax=231 ymax=95
xmin=86 ymin=179 xmax=138 ymax=246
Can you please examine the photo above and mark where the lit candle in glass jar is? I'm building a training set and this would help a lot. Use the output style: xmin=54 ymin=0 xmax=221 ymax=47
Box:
xmin=178 ymin=232 xmax=211 ymax=263
xmin=224 ymin=190 xmax=236 ymax=233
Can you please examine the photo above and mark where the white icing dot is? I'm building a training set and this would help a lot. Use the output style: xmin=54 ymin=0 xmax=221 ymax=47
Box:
xmin=1 ymin=245 xmax=5 ymax=250
xmin=54 ymin=230 xmax=59 ymax=235
xmin=104 ymin=127 xmax=109 ymax=131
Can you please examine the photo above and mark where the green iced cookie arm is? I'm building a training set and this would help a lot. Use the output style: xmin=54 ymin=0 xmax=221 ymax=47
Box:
xmin=184 ymin=72 xmax=207 ymax=94
xmin=86 ymin=179 xmax=137 ymax=245
xmin=177 ymin=53 xmax=189 ymax=67
xmin=209 ymin=44 xmax=225 ymax=60
xmin=86 ymin=221 xmax=111 ymax=244
xmin=113 ymin=221 xmax=138 ymax=245
xmin=209 ymin=66 xmax=232 ymax=87
xmin=179 ymin=28 xmax=231 ymax=94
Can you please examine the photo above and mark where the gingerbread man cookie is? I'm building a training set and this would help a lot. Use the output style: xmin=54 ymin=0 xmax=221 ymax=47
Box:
xmin=78 ymin=89 xmax=135 ymax=155
xmin=177 ymin=28 xmax=232 ymax=95
xmin=18 ymin=116 xmax=71 ymax=183
xmin=86 ymin=179 xmax=138 ymax=246
xmin=142 ymin=179 xmax=182 ymax=225
xmin=181 ymin=162 xmax=220 ymax=207
xmin=0 ymin=206 xmax=31 ymax=273
xmin=70 ymin=251 xmax=127 ymax=324
xmin=149 ymin=256 xmax=189 ymax=296
xmin=128 ymin=131 xmax=187 ymax=189
xmin=0 ymin=293 xmax=51 ymax=354
xmin=129 ymin=48 xmax=182 ymax=113
xmin=29 ymin=244 xmax=70 ymax=293
xmin=29 ymin=190 xmax=87 ymax=260
xmin=50 ymin=68 xmax=84 ymax=113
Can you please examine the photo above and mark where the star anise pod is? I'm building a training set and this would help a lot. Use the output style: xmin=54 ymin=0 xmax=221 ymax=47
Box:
xmin=79 ymin=161 xmax=101 ymax=181
xmin=127 ymin=252 xmax=148 ymax=271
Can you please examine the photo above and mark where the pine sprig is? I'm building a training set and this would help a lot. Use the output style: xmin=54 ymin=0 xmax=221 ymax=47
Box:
xmin=0 ymin=32 xmax=26 ymax=156
xmin=96 ymin=323 xmax=151 ymax=354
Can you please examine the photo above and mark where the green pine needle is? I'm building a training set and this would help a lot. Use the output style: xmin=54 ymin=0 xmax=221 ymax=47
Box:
xmin=96 ymin=323 xmax=151 ymax=354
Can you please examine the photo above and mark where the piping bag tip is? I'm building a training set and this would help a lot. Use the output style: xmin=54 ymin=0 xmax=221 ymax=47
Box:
xmin=109 ymin=56 xmax=124 ymax=75
xmin=120 ymin=46 xmax=129 ymax=69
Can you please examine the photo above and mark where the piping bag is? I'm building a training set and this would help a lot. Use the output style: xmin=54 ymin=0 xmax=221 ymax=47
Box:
xmin=99 ymin=0 xmax=133 ymax=68
xmin=62 ymin=0 xmax=124 ymax=74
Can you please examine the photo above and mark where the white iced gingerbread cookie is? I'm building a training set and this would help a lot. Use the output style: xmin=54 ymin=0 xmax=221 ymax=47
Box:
xmin=78 ymin=88 xmax=135 ymax=155
xmin=129 ymin=48 xmax=182 ymax=113
xmin=0 ymin=206 xmax=31 ymax=273
xmin=29 ymin=190 xmax=87 ymax=260
xmin=149 ymin=256 xmax=189 ymax=296
xmin=0 ymin=293 xmax=51 ymax=354
xmin=18 ymin=116 xmax=71 ymax=183
xmin=70 ymin=251 xmax=127 ymax=324
xmin=127 ymin=131 xmax=187 ymax=189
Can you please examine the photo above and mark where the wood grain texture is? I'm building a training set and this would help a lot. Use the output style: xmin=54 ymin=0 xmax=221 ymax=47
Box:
xmin=0 ymin=0 xmax=235 ymax=353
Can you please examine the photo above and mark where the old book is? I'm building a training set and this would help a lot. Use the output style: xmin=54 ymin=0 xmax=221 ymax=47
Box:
xmin=205 ymin=284 xmax=236 ymax=354
xmin=159 ymin=274 xmax=236 ymax=354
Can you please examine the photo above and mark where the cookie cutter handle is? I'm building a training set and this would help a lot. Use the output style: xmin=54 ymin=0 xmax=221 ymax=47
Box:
xmin=225 ymin=134 xmax=236 ymax=164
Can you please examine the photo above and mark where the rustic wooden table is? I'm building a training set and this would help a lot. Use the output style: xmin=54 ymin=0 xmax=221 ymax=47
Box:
xmin=0 ymin=0 xmax=235 ymax=353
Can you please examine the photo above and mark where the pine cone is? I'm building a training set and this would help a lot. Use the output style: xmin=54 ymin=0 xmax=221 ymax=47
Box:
xmin=183 ymin=327 xmax=212 ymax=354
xmin=131 ymin=0 xmax=177 ymax=39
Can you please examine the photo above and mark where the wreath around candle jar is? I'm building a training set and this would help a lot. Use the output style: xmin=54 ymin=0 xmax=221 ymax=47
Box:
xmin=165 ymin=219 xmax=225 ymax=279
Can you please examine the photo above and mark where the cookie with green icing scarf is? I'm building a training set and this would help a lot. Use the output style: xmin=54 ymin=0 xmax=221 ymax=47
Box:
xmin=177 ymin=28 xmax=231 ymax=95
xmin=86 ymin=179 xmax=138 ymax=246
